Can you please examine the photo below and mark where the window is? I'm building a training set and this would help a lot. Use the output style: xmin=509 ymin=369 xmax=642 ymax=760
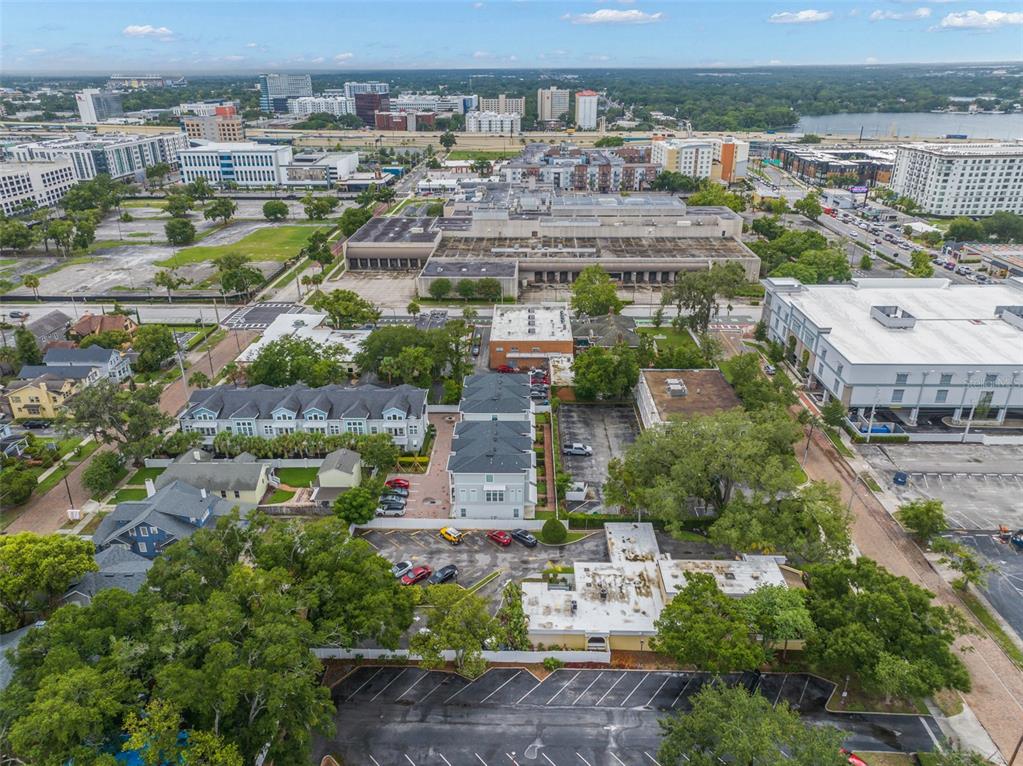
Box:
xmin=836 ymin=364 xmax=844 ymax=377
xmin=892 ymin=389 xmax=905 ymax=403
xmin=485 ymin=490 xmax=505 ymax=503
xmin=485 ymin=474 xmax=493 ymax=482
xmin=940 ymin=373 xmax=953 ymax=385
xmin=138 ymin=526 xmax=148 ymax=537
xmin=137 ymin=542 xmax=148 ymax=553
xmin=895 ymin=373 xmax=909 ymax=385
xmin=408 ymin=424 xmax=418 ymax=435
xmin=935 ymin=389 xmax=948 ymax=403
xmin=984 ymin=373 xmax=998 ymax=386
xmin=329 ymin=423 xmax=341 ymax=435
xmin=233 ymin=490 xmax=240 ymax=498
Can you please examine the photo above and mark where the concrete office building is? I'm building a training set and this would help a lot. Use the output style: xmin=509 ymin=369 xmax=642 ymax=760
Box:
xmin=465 ymin=111 xmax=521 ymax=135
xmin=178 ymin=142 xmax=292 ymax=187
xmin=287 ymin=96 xmax=355 ymax=117
xmin=417 ymin=260 xmax=518 ymax=300
xmin=574 ymin=90 xmax=598 ymax=130
xmin=391 ymin=93 xmax=477 ymax=114
xmin=537 ymin=87 xmax=570 ymax=121
xmin=651 ymin=138 xmax=715 ymax=179
xmin=889 ymin=142 xmax=1023 ymax=217
xmin=762 ymin=276 xmax=1023 ymax=430
xmin=182 ymin=105 xmax=245 ymax=143
xmin=479 ymin=95 xmax=526 ymax=115
xmin=258 ymin=73 xmax=313 ymax=113
xmin=342 ymin=81 xmax=390 ymax=98
xmin=282 ymin=151 xmax=360 ymax=187
xmin=0 ymin=158 xmax=76 ymax=217
xmin=75 ymin=88 xmax=123 ymax=124
xmin=712 ymin=137 xmax=750 ymax=184
xmin=489 ymin=305 xmax=574 ymax=369
xmin=10 ymin=132 xmax=188 ymax=182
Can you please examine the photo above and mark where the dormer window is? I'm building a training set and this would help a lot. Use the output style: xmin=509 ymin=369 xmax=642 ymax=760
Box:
xmin=273 ymin=411 xmax=295 ymax=421
xmin=304 ymin=410 xmax=326 ymax=421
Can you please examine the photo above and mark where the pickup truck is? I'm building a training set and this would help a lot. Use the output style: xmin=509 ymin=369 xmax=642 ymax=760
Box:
xmin=562 ymin=443 xmax=593 ymax=456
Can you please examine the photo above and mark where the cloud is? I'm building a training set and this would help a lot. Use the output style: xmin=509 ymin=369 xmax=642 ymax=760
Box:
xmin=865 ymin=56 xmax=880 ymax=63
xmin=564 ymin=8 xmax=663 ymax=24
xmin=589 ymin=54 xmax=611 ymax=61
xmin=473 ymin=50 xmax=492 ymax=58
xmin=870 ymin=7 xmax=931 ymax=20
xmin=311 ymin=56 xmax=325 ymax=63
xmin=219 ymin=54 xmax=245 ymax=62
xmin=333 ymin=52 xmax=354 ymax=62
xmin=122 ymin=24 xmax=175 ymax=40
xmin=472 ymin=1 xmax=484 ymax=7
xmin=769 ymin=58 xmax=783 ymax=64
xmin=938 ymin=9 xmax=1023 ymax=28
xmin=768 ymin=9 xmax=833 ymax=23
xmin=26 ymin=47 xmax=46 ymax=55
xmin=245 ymin=42 xmax=258 ymax=48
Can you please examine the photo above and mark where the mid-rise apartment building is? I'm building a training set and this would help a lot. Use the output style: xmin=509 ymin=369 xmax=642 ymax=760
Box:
xmin=178 ymin=142 xmax=293 ymax=187
xmin=889 ymin=142 xmax=1023 ymax=216
xmin=258 ymin=73 xmax=312 ymax=113
xmin=465 ymin=111 xmax=521 ymax=135
xmin=342 ymin=81 xmax=390 ymax=98
xmin=287 ymin=96 xmax=355 ymax=117
xmin=390 ymin=93 xmax=477 ymax=114
xmin=11 ymin=132 xmax=188 ymax=181
xmin=182 ymin=105 xmax=244 ymax=143
xmin=374 ymin=111 xmax=436 ymax=131
xmin=713 ymin=137 xmax=750 ymax=184
xmin=478 ymin=95 xmax=526 ymax=115
xmin=500 ymin=144 xmax=658 ymax=193
xmin=651 ymin=138 xmax=715 ymax=179
xmin=75 ymin=88 xmax=123 ymax=124
xmin=574 ymin=90 xmax=598 ymax=130
xmin=0 ymin=158 xmax=76 ymax=216
xmin=173 ymin=100 xmax=238 ymax=117
xmin=537 ymin=87 xmax=570 ymax=121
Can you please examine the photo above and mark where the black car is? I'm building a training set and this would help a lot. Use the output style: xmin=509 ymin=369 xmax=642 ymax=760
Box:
xmin=382 ymin=487 xmax=409 ymax=498
xmin=511 ymin=529 xmax=538 ymax=548
xmin=379 ymin=496 xmax=406 ymax=509
xmin=428 ymin=564 xmax=459 ymax=584
xmin=21 ymin=420 xmax=48 ymax=429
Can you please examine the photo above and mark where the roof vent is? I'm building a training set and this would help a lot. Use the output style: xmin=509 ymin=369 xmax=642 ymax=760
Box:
xmin=870 ymin=305 xmax=916 ymax=330
xmin=995 ymin=305 xmax=1023 ymax=331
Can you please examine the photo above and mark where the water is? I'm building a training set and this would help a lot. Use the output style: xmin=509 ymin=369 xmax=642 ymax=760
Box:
xmin=793 ymin=112 xmax=1023 ymax=141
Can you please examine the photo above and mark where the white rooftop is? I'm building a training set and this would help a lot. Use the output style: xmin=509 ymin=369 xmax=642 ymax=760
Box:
xmin=491 ymin=304 xmax=572 ymax=343
xmin=900 ymin=142 xmax=1023 ymax=158
xmin=767 ymin=277 xmax=1023 ymax=367
xmin=237 ymin=313 xmax=368 ymax=363
xmin=659 ymin=556 xmax=787 ymax=598
xmin=181 ymin=141 xmax=285 ymax=153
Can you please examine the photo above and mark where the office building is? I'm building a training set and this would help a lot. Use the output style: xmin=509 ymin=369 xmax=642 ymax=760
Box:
xmin=712 ymin=137 xmax=750 ymax=184
xmin=489 ymin=305 xmax=574 ymax=370
xmin=770 ymin=144 xmax=895 ymax=187
xmin=374 ymin=111 xmax=435 ymax=131
xmin=342 ymin=81 xmax=390 ymax=98
xmin=11 ymin=132 xmax=188 ymax=181
xmin=354 ymin=92 xmax=390 ymax=125
xmin=537 ymin=87 xmax=570 ymax=121
xmin=282 ymin=151 xmax=360 ymax=188
xmin=479 ymin=95 xmax=526 ymax=115
xmin=108 ymin=74 xmax=174 ymax=89
xmin=501 ymin=143 xmax=658 ymax=192
xmin=889 ymin=142 xmax=1023 ymax=216
xmin=390 ymin=93 xmax=477 ymax=114
xmin=465 ymin=111 xmax=521 ymax=135
xmin=574 ymin=90 xmax=598 ymax=130
xmin=173 ymin=100 xmax=238 ymax=117
xmin=182 ymin=105 xmax=245 ymax=143
xmin=287 ymin=96 xmax=355 ymax=117
xmin=75 ymin=88 xmax=123 ymax=124
xmin=178 ymin=142 xmax=292 ymax=187
xmin=762 ymin=276 xmax=1023 ymax=429
xmin=258 ymin=73 xmax=313 ymax=113
xmin=180 ymin=383 xmax=429 ymax=451
xmin=0 ymin=158 xmax=76 ymax=217
xmin=651 ymin=138 xmax=715 ymax=179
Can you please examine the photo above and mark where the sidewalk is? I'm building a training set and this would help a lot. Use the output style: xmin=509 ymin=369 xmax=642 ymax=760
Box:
xmin=159 ymin=329 xmax=257 ymax=416
xmin=801 ymin=424 xmax=1023 ymax=759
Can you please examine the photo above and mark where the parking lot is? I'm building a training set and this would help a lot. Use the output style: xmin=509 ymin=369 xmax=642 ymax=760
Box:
xmin=945 ymin=530 xmax=1023 ymax=640
xmin=358 ymin=527 xmax=608 ymax=604
xmin=314 ymin=667 xmax=940 ymax=764
xmin=558 ymin=405 xmax=640 ymax=513
xmin=328 ymin=272 xmax=418 ymax=308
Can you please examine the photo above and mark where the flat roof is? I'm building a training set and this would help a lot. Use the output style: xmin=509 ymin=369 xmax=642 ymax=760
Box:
xmin=420 ymin=259 xmax=517 ymax=278
xmin=659 ymin=556 xmax=788 ymax=598
xmin=347 ymin=216 xmax=443 ymax=244
xmin=433 ymin=235 xmax=755 ymax=261
xmin=491 ymin=305 xmax=572 ymax=343
xmin=899 ymin=142 xmax=1023 ymax=158
xmin=641 ymin=369 xmax=742 ymax=419
xmin=237 ymin=313 xmax=368 ymax=363
xmin=766 ymin=278 xmax=1023 ymax=366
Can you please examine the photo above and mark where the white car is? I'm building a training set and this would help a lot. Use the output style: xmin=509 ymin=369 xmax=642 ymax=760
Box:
xmin=391 ymin=560 xmax=413 ymax=578
xmin=376 ymin=506 xmax=406 ymax=517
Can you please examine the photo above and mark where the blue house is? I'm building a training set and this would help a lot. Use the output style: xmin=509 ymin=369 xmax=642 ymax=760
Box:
xmin=93 ymin=480 xmax=248 ymax=558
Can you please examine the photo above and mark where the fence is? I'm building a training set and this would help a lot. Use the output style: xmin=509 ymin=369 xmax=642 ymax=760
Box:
xmin=355 ymin=518 xmax=546 ymax=531
xmin=312 ymin=648 xmax=611 ymax=665
xmin=144 ymin=456 xmax=328 ymax=469
xmin=427 ymin=404 xmax=460 ymax=414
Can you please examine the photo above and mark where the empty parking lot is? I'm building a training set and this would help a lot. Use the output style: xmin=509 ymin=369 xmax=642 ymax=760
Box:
xmin=313 ymin=667 xmax=940 ymax=765
xmin=559 ymin=405 xmax=640 ymax=513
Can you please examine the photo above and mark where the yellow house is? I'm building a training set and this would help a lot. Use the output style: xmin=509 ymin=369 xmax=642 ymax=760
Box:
xmin=6 ymin=374 xmax=79 ymax=420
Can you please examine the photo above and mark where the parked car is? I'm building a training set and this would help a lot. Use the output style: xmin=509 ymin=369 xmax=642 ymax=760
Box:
xmin=530 ymin=391 xmax=549 ymax=400
xmin=975 ymin=274 xmax=989 ymax=284
xmin=20 ymin=420 xmax=48 ymax=429
xmin=496 ymin=364 xmax=516 ymax=373
xmin=382 ymin=487 xmax=409 ymax=498
xmin=391 ymin=560 xmax=413 ymax=578
xmin=1010 ymin=529 xmax=1023 ymax=551
xmin=386 ymin=478 xmax=410 ymax=490
xmin=8 ymin=311 xmax=27 ymax=319
xmin=379 ymin=496 xmax=406 ymax=510
xmin=511 ymin=529 xmax=538 ymax=548
xmin=439 ymin=527 xmax=464 ymax=545
xmin=401 ymin=565 xmax=432 ymax=585
xmin=562 ymin=443 xmax=593 ymax=456
xmin=849 ymin=231 xmax=859 ymax=238
xmin=943 ymin=262 xmax=956 ymax=271
xmin=487 ymin=530 xmax=512 ymax=547
xmin=376 ymin=506 xmax=406 ymax=517
xmin=763 ymin=364 xmax=777 ymax=376
xmin=471 ymin=344 xmax=480 ymax=356
xmin=428 ymin=564 xmax=459 ymax=584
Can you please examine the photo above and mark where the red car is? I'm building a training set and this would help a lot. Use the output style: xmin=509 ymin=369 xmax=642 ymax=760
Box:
xmin=496 ymin=364 xmax=516 ymax=373
xmin=487 ymin=530 xmax=512 ymax=547
xmin=401 ymin=565 xmax=432 ymax=585
xmin=386 ymin=478 xmax=410 ymax=490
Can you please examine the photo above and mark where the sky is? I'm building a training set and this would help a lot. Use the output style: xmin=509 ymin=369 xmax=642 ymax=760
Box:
xmin=1 ymin=0 xmax=1022 ymax=73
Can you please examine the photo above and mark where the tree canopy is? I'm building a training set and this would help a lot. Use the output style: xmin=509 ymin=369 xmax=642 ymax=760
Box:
xmin=0 ymin=532 xmax=97 ymax=631
xmin=572 ymin=344 xmax=640 ymax=401
xmin=311 ymin=289 xmax=381 ymax=328
xmin=570 ymin=265 xmax=624 ymax=317
xmin=244 ymin=336 xmax=350 ymax=387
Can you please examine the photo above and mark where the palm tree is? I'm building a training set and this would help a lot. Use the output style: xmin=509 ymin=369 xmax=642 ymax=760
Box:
xmin=188 ymin=371 xmax=211 ymax=389
xmin=22 ymin=274 xmax=40 ymax=300
xmin=407 ymin=301 xmax=421 ymax=317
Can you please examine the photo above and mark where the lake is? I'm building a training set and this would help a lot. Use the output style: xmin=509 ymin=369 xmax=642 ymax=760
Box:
xmin=793 ymin=112 xmax=1023 ymax=141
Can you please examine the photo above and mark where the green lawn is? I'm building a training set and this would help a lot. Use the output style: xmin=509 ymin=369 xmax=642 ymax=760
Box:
xmin=267 ymin=488 xmax=296 ymax=504
xmin=445 ymin=150 xmax=520 ymax=161
xmin=127 ymin=467 xmax=165 ymax=484
xmin=275 ymin=467 xmax=319 ymax=487
xmin=637 ymin=326 xmax=704 ymax=354
xmin=111 ymin=488 xmax=150 ymax=503
xmin=156 ymin=226 xmax=326 ymax=268
xmin=121 ymin=199 xmax=168 ymax=209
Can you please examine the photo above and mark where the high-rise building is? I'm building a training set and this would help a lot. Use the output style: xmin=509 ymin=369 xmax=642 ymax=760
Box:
xmin=354 ymin=92 xmax=391 ymax=125
xmin=258 ymin=73 xmax=313 ymax=113
xmin=182 ymin=106 xmax=245 ymax=143
xmin=537 ymin=87 xmax=570 ymax=122
xmin=75 ymin=89 xmax=123 ymax=124
xmin=11 ymin=133 xmax=189 ymax=181
xmin=0 ymin=158 xmax=77 ymax=217
xmin=574 ymin=90 xmax=598 ymax=130
xmin=889 ymin=142 xmax=1023 ymax=216
xmin=465 ymin=111 xmax=521 ymax=135
xmin=651 ymin=138 xmax=716 ymax=179
xmin=287 ymin=96 xmax=356 ymax=117
xmin=478 ymin=95 xmax=526 ymax=116
xmin=712 ymin=137 xmax=750 ymax=184
xmin=342 ymin=81 xmax=390 ymax=98
xmin=390 ymin=93 xmax=477 ymax=114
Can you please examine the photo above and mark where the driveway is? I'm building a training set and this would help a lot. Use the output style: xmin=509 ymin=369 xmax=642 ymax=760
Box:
xmin=385 ymin=412 xmax=455 ymax=519
xmin=558 ymin=405 xmax=640 ymax=513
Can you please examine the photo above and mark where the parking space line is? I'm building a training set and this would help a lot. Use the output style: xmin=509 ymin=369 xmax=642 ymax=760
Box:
xmin=476 ymin=754 xmax=489 ymax=766
xmin=546 ymin=671 xmax=581 ymax=705
xmin=446 ymin=676 xmax=482 ymax=703
xmin=515 ymin=679 xmax=543 ymax=705
xmin=643 ymin=753 xmax=663 ymax=766
xmin=405 ymin=755 xmax=417 ymax=766
xmin=795 ymin=676 xmax=810 ymax=708
xmin=417 ymin=676 xmax=451 ymax=705
xmin=371 ymin=668 xmax=406 ymax=701
xmin=541 ymin=755 xmax=557 ymax=766
xmin=369 ymin=757 xmax=382 ymax=766
xmin=645 ymin=675 xmax=672 ymax=707
xmin=480 ymin=670 xmax=521 ymax=704
xmin=610 ymin=755 xmax=627 ymax=766
xmin=344 ymin=668 xmax=383 ymax=701
xmin=438 ymin=756 xmax=452 ymax=766
xmin=576 ymin=754 xmax=593 ymax=766
xmin=620 ymin=673 xmax=650 ymax=706
xmin=595 ymin=672 xmax=627 ymax=706
xmin=669 ymin=676 xmax=692 ymax=709
xmin=571 ymin=672 xmax=604 ymax=705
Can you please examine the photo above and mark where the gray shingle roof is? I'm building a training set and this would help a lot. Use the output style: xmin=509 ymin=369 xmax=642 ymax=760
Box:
xmin=183 ymin=384 xmax=427 ymax=421
xmin=572 ymin=314 xmax=640 ymax=347
xmin=63 ymin=547 xmax=153 ymax=602
xmin=16 ymin=364 xmax=95 ymax=380
xmin=460 ymin=373 xmax=531 ymax=414
xmin=448 ymin=419 xmax=533 ymax=474
xmin=155 ymin=461 xmax=268 ymax=493
xmin=319 ymin=448 xmax=360 ymax=474
xmin=43 ymin=347 xmax=116 ymax=365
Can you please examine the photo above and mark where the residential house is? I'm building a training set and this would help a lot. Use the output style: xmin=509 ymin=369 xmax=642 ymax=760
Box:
xmin=572 ymin=315 xmax=641 ymax=350
xmin=311 ymin=448 xmax=362 ymax=508
xmin=155 ymin=450 xmax=276 ymax=505
xmin=180 ymin=384 xmax=429 ymax=451
xmin=5 ymin=374 xmax=80 ymax=419
xmin=459 ymin=373 xmax=534 ymax=424
xmin=69 ymin=312 xmax=139 ymax=341
xmin=0 ymin=310 xmax=71 ymax=349
xmin=0 ymin=420 xmax=28 ymax=456
xmin=18 ymin=346 xmax=132 ymax=385
xmin=447 ymin=419 xmax=537 ymax=520
xmin=62 ymin=546 xmax=153 ymax=606
xmin=92 ymin=480 xmax=246 ymax=559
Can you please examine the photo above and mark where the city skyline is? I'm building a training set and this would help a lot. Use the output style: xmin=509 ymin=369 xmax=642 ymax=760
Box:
xmin=3 ymin=0 xmax=1022 ymax=73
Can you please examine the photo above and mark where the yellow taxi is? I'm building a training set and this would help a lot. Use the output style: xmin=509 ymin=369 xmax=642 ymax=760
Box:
xmin=439 ymin=527 xmax=464 ymax=545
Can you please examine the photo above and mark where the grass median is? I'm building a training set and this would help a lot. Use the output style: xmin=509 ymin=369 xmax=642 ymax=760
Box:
xmin=156 ymin=226 xmax=326 ymax=268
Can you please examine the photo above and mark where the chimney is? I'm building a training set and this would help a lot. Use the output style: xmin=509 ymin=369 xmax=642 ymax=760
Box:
xmin=200 ymin=488 xmax=207 ymax=499
xmin=144 ymin=479 xmax=156 ymax=498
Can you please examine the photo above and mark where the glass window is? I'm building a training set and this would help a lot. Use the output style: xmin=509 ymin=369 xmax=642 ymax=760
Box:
xmin=985 ymin=373 xmax=998 ymax=386
xmin=935 ymin=389 xmax=948 ymax=403
xmin=940 ymin=373 xmax=953 ymax=385
xmin=892 ymin=389 xmax=904 ymax=403
xmin=895 ymin=373 xmax=909 ymax=385
xmin=137 ymin=542 xmax=148 ymax=553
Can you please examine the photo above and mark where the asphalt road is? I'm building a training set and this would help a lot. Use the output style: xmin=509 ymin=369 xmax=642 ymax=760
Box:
xmin=947 ymin=531 xmax=1023 ymax=641
xmin=313 ymin=667 xmax=940 ymax=765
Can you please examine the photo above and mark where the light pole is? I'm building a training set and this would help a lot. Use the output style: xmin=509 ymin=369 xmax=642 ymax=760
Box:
xmin=958 ymin=370 xmax=978 ymax=443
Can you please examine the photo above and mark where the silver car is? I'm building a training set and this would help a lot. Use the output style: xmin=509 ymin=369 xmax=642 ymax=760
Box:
xmin=376 ymin=506 xmax=406 ymax=517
